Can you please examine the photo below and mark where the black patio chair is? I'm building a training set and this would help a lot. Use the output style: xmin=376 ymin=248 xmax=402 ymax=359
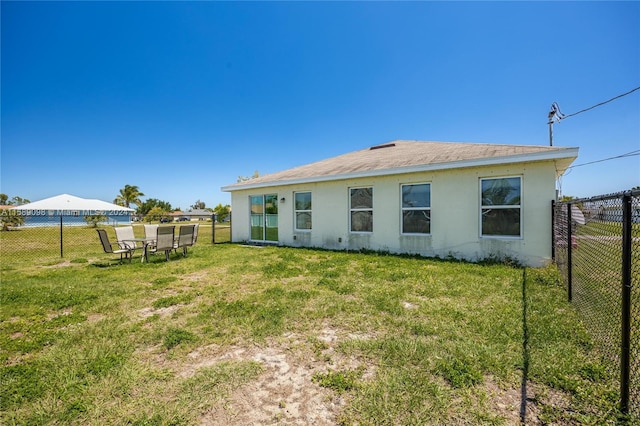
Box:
xmin=97 ymin=229 xmax=132 ymax=263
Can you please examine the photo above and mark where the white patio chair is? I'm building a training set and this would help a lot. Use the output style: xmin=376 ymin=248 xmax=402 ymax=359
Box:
xmin=114 ymin=226 xmax=143 ymax=255
xmin=144 ymin=224 xmax=158 ymax=241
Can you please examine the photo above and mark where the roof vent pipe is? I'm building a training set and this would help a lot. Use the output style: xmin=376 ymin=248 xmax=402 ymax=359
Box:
xmin=370 ymin=143 xmax=396 ymax=150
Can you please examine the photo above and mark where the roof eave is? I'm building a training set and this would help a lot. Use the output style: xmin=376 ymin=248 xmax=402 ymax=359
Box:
xmin=221 ymin=148 xmax=579 ymax=192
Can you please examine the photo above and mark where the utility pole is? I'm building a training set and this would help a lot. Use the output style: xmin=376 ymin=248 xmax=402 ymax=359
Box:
xmin=547 ymin=102 xmax=563 ymax=146
xmin=547 ymin=111 xmax=554 ymax=146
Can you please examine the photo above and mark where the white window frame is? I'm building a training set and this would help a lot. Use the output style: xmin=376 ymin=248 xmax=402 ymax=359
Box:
xmin=294 ymin=191 xmax=312 ymax=231
xmin=400 ymin=182 xmax=431 ymax=235
xmin=349 ymin=186 xmax=373 ymax=233
xmin=479 ymin=176 xmax=522 ymax=239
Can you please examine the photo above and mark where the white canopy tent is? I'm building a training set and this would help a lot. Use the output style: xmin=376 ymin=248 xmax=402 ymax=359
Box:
xmin=11 ymin=194 xmax=134 ymax=226
xmin=13 ymin=194 xmax=134 ymax=212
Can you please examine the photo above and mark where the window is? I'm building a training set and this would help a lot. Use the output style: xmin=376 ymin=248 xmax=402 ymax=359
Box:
xmin=350 ymin=187 xmax=373 ymax=232
xmin=480 ymin=177 xmax=521 ymax=237
xmin=294 ymin=192 xmax=312 ymax=230
xmin=401 ymin=183 xmax=431 ymax=234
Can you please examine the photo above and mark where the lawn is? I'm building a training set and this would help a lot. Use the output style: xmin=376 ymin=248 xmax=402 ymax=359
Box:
xmin=0 ymin=231 xmax=625 ymax=425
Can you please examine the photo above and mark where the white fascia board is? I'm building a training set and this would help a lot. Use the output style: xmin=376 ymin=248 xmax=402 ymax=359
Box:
xmin=221 ymin=148 xmax=579 ymax=192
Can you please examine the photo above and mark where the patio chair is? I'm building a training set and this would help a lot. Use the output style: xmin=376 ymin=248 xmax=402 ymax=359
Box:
xmin=114 ymin=226 xmax=143 ymax=255
xmin=192 ymin=223 xmax=199 ymax=245
xmin=174 ymin=224 xmax=195 ymax=256
xmin=149 ymin=226 xmax=175 ymax=261
xmin=96 ymin=229 xmax=132 ymax=263
xmin=144 ymin=224 xmax=158 ymax=241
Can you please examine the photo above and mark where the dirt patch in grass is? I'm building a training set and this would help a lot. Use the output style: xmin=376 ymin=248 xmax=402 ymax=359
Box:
xmin=138 ymin=305 xmax=182 ymax=319
xmin=47 ymin=309 xmax=72 ymax=320
xmin=403 ymin=301 xmax=418 ymax=310
xmin=182 ymin=271 xmax=208 ymax=282
xmin=171 ymin=334 xmax=570 ymax=426
xmin=87 ymin=313 xmax=106 ymax=323
xmin=165 ymin=326 xmax=377 ymax=425
xmin=197 ymin=345 xmax=342 ymax=425
xmin=485 ymin=377 xmax=576 ymax=426
xmin=45 ymin=260 xmax=73 ymax=268
xmin=486 ymin=377 xmax=536 ymax=425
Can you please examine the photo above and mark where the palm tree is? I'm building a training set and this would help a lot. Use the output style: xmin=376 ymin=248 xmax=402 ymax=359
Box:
xmin=114 ymin=185 xmax=144 ymax=208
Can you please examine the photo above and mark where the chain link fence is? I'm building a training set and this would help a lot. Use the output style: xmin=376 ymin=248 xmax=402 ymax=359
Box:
xmin=0 ymin=213 xmax=231 ymax=268
xmin=553 ymin=189 xmax=640 ymax=420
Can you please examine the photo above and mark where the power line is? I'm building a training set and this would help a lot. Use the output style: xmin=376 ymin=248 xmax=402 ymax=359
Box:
xmin=549 ymin=86 xmax=640 ymax=123
xmin=566 ymin=150 xmax=640 ymax=169
xmin=547 ymin=85 xmax=640 ymax=146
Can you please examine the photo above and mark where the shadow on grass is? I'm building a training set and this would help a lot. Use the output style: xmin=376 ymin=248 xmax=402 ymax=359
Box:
xmin=90 ymin=262 xmax=121 ymax=268
xmin=89 ymin=260 xmax=134 ymax=268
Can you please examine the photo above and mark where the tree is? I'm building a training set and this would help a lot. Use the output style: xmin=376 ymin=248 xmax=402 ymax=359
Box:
xmin=114 ymin=185 xmax=144 ymax=208
xmin=0 ymin=194 xmax=30 ymax=230
xmin=213 ymin=203 xmax=231 ymax=223
xmin=145 ymin=206 xmax=170 ymax=223
xmin=10 ymin=196 xmax=30 ymax=206
xmin=0 ymin=194 xmax=31 ymax=231
xmin=237 ymin=170 xmax=259 ymax=183
xmin=191 ymin=200 xmax=206 ymax=210
xmin=0 ymin=194 xmax=31 ymax=206
xmin=0 ymin=210 xmax=24 ymax=231
xmin=84 ymin=214 xmax=107 ymax=228
xmin=137 ymin=198 xmax=173 ymax=216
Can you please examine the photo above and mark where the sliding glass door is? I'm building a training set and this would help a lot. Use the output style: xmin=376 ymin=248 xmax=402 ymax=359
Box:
xmin=250 ymin=194 xmax=278 ymax=242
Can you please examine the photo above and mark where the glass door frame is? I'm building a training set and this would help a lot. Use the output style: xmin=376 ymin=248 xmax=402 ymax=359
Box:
xmin=249 ymin=194 xmax=278 ymax=243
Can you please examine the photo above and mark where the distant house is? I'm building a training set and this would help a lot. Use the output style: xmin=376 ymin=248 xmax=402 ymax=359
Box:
xmin=184 ymin=209 xmax=212 ymax=221
xmin=9 ymin=194 xmax=134 ymax=226
xmin=222 ymin=140 xmax=578 ymax=266
xmin=168 ymin=211 xmax=189 ymax=222
xmin=168 ymin=209 xmax=212 ymax=222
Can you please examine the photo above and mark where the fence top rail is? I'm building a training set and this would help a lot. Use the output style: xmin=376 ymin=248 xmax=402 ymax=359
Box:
xmin=555 ymin=188 xmax=640 ymax=205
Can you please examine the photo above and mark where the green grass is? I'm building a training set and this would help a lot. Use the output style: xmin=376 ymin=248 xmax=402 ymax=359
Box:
xmin=0 ymin=222 xmax=229 ymax=268
xmin=0 ymin=242 xmax=628 ymax=425
xmin=312 ymin=368 xmax=362 ymax=394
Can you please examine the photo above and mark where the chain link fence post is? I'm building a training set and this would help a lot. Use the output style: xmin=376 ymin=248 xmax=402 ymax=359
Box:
xmin=60 ymin=216 xmax=64 ymax=258
xmin=620 ymin=192 xmax=632 ymax=415
xmin=212 ymin=214 xmax=216 ymax=244
xmin=551 ymin=200 xmax=555 ymax=261
xmin=567 ymin=202 xmax=573 ymax=302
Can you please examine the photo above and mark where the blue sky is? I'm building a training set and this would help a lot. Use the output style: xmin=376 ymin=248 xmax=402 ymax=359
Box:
xmin=2 ymin=1 xmax=638 ymax=210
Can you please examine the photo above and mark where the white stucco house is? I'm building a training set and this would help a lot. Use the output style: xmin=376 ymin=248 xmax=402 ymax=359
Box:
xmin=221 ymin=140 xmax=578 ymax=266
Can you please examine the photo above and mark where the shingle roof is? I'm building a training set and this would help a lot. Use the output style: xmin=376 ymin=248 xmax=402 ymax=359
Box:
xmin=222 ymin=140 xmax=578 ymax=191
xmin=187 ymin=209 xmax=212 ymax=215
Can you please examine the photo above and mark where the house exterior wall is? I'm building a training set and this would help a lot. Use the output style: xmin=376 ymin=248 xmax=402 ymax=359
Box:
xmin=229 ymin=160 xmax=557 ymax=266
